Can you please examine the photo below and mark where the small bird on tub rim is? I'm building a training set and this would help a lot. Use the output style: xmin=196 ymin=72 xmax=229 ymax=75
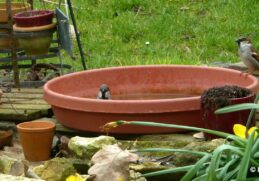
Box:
xmin=97 ymin=84 xmax=111 ymax=100
xmin=236 ymin=37 xmax=259 ymax=74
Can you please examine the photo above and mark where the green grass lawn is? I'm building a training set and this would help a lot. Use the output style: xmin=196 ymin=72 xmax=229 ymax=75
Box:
xmin=18 ymin=0 xmax=259 ymax=70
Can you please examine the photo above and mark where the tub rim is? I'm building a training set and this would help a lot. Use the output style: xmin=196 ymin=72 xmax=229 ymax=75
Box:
xmin=43 ymin=65 xmax=259 ymax=114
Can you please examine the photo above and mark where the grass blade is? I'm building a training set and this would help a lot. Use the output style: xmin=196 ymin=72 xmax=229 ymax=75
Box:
xmin=114 ymin=121 xmax=233 ymax=138
xmin=223 ymin=166 xmax=240 ymax=181
xmin=181 ymin=154 xmax=211 ymax=181
xmin=207 ymin=145 xmax=243 ymax=181
xmin=246 ymin=94 xmax=259 ymax=129
xmin=218 ymin=157 xmax=239 ymax=180
xmin=215 ymin=103 xmax=259 ymax=114
xmin=252 ymin=136 xmax=259 ymax=155
xmin=236 ymin=131 xmax=255 ymax=180
xmin=141 ymin=165 xmax=193 ymax=178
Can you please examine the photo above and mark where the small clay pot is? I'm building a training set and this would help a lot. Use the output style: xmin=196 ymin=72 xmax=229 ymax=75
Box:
xmin=0 ymin=130 xmax=13 ymax=148
xmin=14 ymin=10 xmax=54 ymax=27
xmin=17 ymin=121 xmax=55 ymax=162
xmin=202 ymin=94 xmax=255 ymax=139
xmin=0 ymin=2 xmax=31 ymax=23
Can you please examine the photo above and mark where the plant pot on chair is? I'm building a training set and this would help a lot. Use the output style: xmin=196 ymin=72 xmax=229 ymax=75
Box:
xmin=0 ymin=29 xmax=20 ymax=49
xmin=13 ymin=23 xmax=56 ymax=56
xmin=0 ymin=2 xmax=31 ymax=23
xmin=13 ymin=10 xmax=54 ymax=27
xmin=17 ymin=121 xmax=55 ymax=162
xmin=201 ymin=85 xmax=255 ymax=140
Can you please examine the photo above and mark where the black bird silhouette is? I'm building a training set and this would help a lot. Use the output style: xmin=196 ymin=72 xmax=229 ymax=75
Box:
xmin=97 ymin=84 xmax=111 ymax=100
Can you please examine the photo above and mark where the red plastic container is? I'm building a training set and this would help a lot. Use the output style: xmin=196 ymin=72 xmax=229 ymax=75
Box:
xmin=202 ymin=94 xmax=255 ymax=139
xmin=14 ymin=10 xmax=54 ymax=27
xmin=43 ymin=66 xmax=259 ymax=134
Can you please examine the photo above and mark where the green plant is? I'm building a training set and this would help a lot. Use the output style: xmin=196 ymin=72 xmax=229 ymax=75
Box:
xmin=216 ymin=94 xmax=259 ymax=136
xmin=104 ymin=120 xmax=259 ymax=180
xmin=102 ymin=94 xmax=259 ymax=180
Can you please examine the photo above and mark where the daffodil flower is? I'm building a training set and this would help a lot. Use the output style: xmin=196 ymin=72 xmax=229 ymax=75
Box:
xmin=118 ymin=176 xmax=126 ymax=181
xmin=66 ymin=174 xmax=85 ymax=181
xmin=233 ymin=124 xmax=257 ymax=139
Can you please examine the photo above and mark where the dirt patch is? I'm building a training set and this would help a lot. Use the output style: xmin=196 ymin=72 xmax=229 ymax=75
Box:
xmin=201 ymin=85 xmax=251 ymax=111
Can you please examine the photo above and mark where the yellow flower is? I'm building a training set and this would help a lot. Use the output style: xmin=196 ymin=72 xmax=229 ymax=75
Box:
xmin=102 ymin=121 xmax=129 ymax=133
xmin=117 ymin=176 xmax=126 ymax=181
xmin=66 ymin=174 xmax=85 ymax=181
xmin=233 ymin=124 xmax=257 ymax=139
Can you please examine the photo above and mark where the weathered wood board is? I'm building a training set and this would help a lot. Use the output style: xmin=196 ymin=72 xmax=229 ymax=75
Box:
xmin=0 ymin=88 xmax=52 ymax=121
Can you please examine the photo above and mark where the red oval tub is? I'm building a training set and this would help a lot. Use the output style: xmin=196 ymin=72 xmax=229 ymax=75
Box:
xmin=43 ymin=65 xmax=259 ymax=134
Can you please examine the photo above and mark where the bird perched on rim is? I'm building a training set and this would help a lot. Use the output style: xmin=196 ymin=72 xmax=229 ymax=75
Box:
xmin=97 ymin=84 xmax=111 ymax=100
xmin=236 ymin=37 xmax=259 ymax=74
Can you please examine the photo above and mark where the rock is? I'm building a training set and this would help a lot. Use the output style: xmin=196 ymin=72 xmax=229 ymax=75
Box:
xmin=0 ymin=155 xmax=27 ymax=176
xmin=129 ymin=170 xmax=147 ymax=181
xmin=227 ymin=62 xmax=247 ymax=71
xmin=0 ymin=174 xmax=43 ymax=181
xmin=0 ymin=141 xmax=24 ymax=160
xmin=68 ymin=136 xmax=116 ymax=159
xmin=127 ymin=138 xmax=224 ymax=181
xmin=33 ymin=157 xmax=76 ymax=181
xmin=173 ymin=138 xmax=224 ymax=166
xmin=120 ymin=133 xmax=196 ymax=158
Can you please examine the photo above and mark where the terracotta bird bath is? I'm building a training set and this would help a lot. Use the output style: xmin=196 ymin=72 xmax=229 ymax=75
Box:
xmin=43 ymin=65 xmax=259 ymax=134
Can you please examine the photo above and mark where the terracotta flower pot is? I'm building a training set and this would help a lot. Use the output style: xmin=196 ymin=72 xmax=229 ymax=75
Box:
xmin=201 ymin=92 xmax=255 ymax=140
xmin=0 ymin=130 xmax=13 ymax=148
xmin=0 ymin=2 xmax=31 ymax=23
xmin=14 ymin=10 xmax=54 ymax=27
xmin=13 ymin=23 xmax=56 ymax=56
xmin=17 ymin=121 xmax=55 ymax=162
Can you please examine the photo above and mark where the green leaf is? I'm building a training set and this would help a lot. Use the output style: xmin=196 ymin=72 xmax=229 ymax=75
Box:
xmin=192 ymin=168 xmax=223 ymax=181
xmin=123 ymin=121 xmax=232 ymax=138
xmin=141 ymin=165 xmax=193 ymax=178
xmin=223 ymin=166 xmax=240 ymax=181
xmin=236 ymin=131 xmax=255 ymax=180
xmin=215 ymin=103 xmax=259 ymax=114
xmin=226 ymin=135 xmax=246 ymax=147
xmin=181 ymin=154 xmax=211 ymax=181
xmin=254 ymin=152 xmax=259 ymax=158
xmin=218 ymin=157 xmax=239 ymax=180
xmin=246 ymin=178 xmax=259 ymax=181
xmin=252 ymin=136 xmax=259 ymax=155
xmin=207 ymin=145 xmax=243 ymax=181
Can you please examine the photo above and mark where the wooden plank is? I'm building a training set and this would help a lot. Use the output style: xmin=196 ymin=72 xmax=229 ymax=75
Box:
xmin=0 ymin=109 xmax=43 ymax=121
xmin=11 ymin=88 xmax=44 ymax=94
xmin=1 ymin=99 xmax=48 ymax=105
xmin=2 ymin=93 xmax=43 ymax=99
xmin=0 ymin=88 xmax=53 ymax=121
xmin=0 ymin=104 xmax=50 ymax=110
